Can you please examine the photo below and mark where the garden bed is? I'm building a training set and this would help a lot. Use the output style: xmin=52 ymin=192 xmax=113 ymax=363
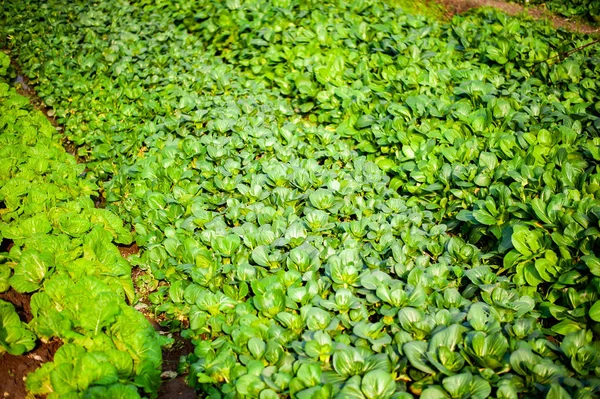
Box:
xmin=1 ymin=0 xmax=600 ymax=398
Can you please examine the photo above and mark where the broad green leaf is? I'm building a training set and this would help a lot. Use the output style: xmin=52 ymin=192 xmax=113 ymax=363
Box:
xmin=361 ymin=370 xmax=395 ymax=399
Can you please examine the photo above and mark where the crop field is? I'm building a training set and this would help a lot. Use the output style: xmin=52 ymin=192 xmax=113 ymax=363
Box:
xmin=1 ymin=0 xmax=600 ymax=398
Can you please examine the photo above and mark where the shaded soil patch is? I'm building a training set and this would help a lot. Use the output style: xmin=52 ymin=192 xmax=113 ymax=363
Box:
xmin=158 ymin=376 xmax=197 ymax=399
xmin=131 ymin=265 xmax=144 ymax=281
xmin=161 ymin=333 xmax=195 ymax=375
xmin=158 ymin=335 xmax=196 ymax=399
xmin=119 ymin=242 xmax=139 ymax=258
xmin=0 ymin=289 xmax=32 ymax=323
xmin=438 ymin=0 xmax=600 ymax=34
xmin=134 ymin=273 xmax=196 ymax=399
xmin=0 ymin=338 xmax=62 ymax=399
xmin=148 ymin=319 xmax=197 ymax=399
xmin=13 ymin=74 xmax=57 ymax=125
xmin=0 ymin=238 xmax=13 ymax=254
xmin=93 ymin=192 xmax=107 ymax=209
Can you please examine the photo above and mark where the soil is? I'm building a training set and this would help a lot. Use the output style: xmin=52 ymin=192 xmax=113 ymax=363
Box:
xmin=160 ymin=334 xmax=195 ymax=376
xmin=0 ymin=339 xmax=62 ymax=399
xmin=158 ymin=377 xmax=197 ymax=399
xmin=152 ymin=322 xmax=197 ymax=399
xmin=0 ymin=289 xmax=62 ymax=399
xmin=0 ymin=289 xmax=33 ymax=323
xmin=118 ymin=242 xmax=140 ymax=258
xmin=136 ymin=281 xmax=196 ymax=399
xmin=437 ymin=0 xmax=600 ymax=34
xmin=0 ymin=238 xmax=13 ymax=254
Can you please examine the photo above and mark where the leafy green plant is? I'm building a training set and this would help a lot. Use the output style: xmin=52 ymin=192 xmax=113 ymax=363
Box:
xmin=0 ymin=74 xmax=166 ymax=397
xmin=1 ymin=0 xmax=600 ymax=398
xmin=509 ymin=0 xmax=600 ymax=23
xmin=0 ymin=299 xmax=36 ymax=355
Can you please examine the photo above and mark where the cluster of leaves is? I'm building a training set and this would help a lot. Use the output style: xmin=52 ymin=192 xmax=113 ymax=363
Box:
xmin=509 ymin=0 xmax=600 ymax=23
xmin=0 ymin=52 xmax=166 ymax=398
xmin=0 ymin=299 xmax=36 ymax=355
xmin=172 ymin=0 xmax=600 ymax=329
xmin=2 ymin=1 xmax=600 ymax=399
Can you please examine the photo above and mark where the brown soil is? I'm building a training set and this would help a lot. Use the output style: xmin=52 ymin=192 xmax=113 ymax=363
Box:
xmin=139 ymin=295 xmax=196 ymax=398
xmin=0 ymin=289 xmax=33 ymax=323
xmin=158 ymin=377 xmax=197 ymax=399
xmin=438 ymin=0 xmax=600 ymax=34
xmin=0 ymin=290 xmax=62 ymax=399
xmin=160 ymin=334 xmax=195 ymax=375
xmin=0 ymin=339 xmax=62 ymax=399
xmin=149 ymin=320 xmax=197 ymax=399
xmin=0 ymin=238 xmax=13 ymax=254
xmin=118 ymin=242 xmax=140 ymax=258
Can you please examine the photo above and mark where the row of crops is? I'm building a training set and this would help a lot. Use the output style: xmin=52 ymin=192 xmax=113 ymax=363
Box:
xmin=0 ymin=52 xmax=166 ymax=398
xmin=1 ymin=0 xmax=600 ymax=398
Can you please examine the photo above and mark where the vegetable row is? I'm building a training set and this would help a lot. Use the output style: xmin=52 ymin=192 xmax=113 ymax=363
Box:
xmin=0 ymin=52 xmax=166 ymax=399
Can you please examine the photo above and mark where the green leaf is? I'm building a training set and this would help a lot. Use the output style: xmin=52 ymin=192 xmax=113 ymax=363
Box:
xmin=590 ymin=301 xmax=600 ymax=322
xmin=361 ymin=370 xmax=395 ymax=399
xmin=333 ymin=347 xmax=364 ymax=377
xmin=236 ymin=374 xmax=266 ymax=397
xmin=404 ymin=341 xmax=435 ymax=374
xmin=82 ymin=383 xmax=142 ymax=399
xmin=442 ymin=372 xmax=471 ymax=397
xmin=582 ymin=255 xmax=600 ymax=276
xmin=50 ymin=363 xmax=78 ymax=395
xmin=472 ymin=209 xmax=497 ymax=225
xmin=511 ymin=225 xmax=542 ymax=256
xmin=211 ymin=234 xmax=241 ymax=257
xmin=76 ymin=352 xmax=120 ymax=389
xmin=296 ymin=363 xmax=321 ymax=387
xmin=0 ymin=299 xmax=36 ymax=355
xmin=10 ymin=249 xmax=53 ymax=293
xmin=546 ymin=383 xmax=571 ymax=399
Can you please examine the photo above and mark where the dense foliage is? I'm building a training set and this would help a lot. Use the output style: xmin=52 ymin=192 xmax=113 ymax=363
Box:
xmin=1 ymin=0 xmax=600 ymax=398
xmin=0 ymin=52 xmax=166 ymax=398
xmin=510 ymin=0 xmax=600 ymax=23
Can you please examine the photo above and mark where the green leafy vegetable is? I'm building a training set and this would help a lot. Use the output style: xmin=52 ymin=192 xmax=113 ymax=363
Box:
xmin=2 ymin=0 xmax=600 ymax=397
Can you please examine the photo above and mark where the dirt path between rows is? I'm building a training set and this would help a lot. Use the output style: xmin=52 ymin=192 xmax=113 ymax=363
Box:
xmin=437 ymin=0 xmax=600 ymax=34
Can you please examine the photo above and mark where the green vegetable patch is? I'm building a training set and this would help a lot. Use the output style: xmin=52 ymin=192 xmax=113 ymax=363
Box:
xmin=1 ymin=0 xmax=600 ymax=398
xmin=509 ymin=0 xmax=600 ymax=24
xmin=0 ymin=52 xmax=167 ymax=398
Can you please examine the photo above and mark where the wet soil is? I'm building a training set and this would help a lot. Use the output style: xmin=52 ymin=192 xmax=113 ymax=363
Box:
xmin=0 ymin=237 xmax=13 ymax=254
xmin=133 ymin=267 xmax=197 ymax=398
xmin=437 ymin=0 xmax=600 ymax=34
xmin=142 ymin=315 xmax=196 ymax=399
